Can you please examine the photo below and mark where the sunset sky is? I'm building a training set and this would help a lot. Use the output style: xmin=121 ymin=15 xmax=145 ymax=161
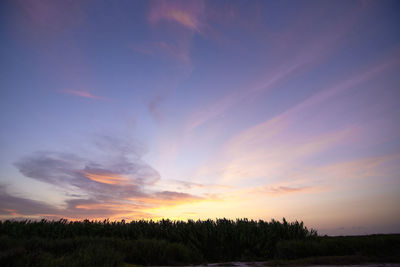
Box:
xmin=1 ymin=0 xmax=400 ymax=235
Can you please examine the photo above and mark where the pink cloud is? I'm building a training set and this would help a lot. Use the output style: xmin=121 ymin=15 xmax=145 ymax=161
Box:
xmin=260 ymin=185 xmax=323 ymax=196
xmin=267 ymin=49 xmax=400 ymax=126
xmin=148 ymin=0 xmax=205 ymax=33
xmin=185 ymin=63 xmax=302 ymax=132
xmin=137 ymin=0 xmax=207 ymax=65
xmin=189 ymin=50 xmax=400 ymax=186
xmin=61 ymin=89 xmax=104 ymax=100
xmin=184 ymin=1 xmax=373 ymax=133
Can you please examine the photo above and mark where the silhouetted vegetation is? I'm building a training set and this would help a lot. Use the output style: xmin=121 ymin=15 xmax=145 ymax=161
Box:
xmin=0 ymin=218 xmax=399 ymax=266
xmin=275 ymin=234 xmax=400 ymax=263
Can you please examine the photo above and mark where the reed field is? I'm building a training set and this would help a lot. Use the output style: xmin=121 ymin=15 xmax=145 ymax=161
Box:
xmin=1 ymin=218 xmax=399 ymax=266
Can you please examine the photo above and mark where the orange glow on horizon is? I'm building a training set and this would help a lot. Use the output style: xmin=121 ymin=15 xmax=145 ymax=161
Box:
xmin=75 ymin=203 xmax=125 ymax=210
xmin=3 ymin=209 xmax=19 ymax=216
xmin=131 ymin=196 xmax=202 ymax=207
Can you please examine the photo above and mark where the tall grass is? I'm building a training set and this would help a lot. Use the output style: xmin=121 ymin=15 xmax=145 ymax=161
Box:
xmin=3 ymin=218 xmax=399 ymax=266
xmin=0 ymin=218 xmax=315 ymax=266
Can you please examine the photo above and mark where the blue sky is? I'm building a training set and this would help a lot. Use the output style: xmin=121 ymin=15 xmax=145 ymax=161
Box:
xmin=1 ymin=0 xmax=400 ymax=235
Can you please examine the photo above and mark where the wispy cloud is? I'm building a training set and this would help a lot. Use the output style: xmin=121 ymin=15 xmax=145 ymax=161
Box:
xmin=299 ymin=153 xmax=400 ymax=184
xmin=134 ymin=0 xmax=208 ymax=65
xmin=220 ymin=128 xmax=354 ymax=183
xmin=61 ymin=89 xmax=105 ymax=100
xmin=171 ymin=180 xmax=231 ymax=190
xmin=184 ymin=63 xmax=302 ymax=132
xmin=153 ymin=179 xmax=232 ymax=197
xmin=255 ymin=185 xmax=324 ymax=196
xmin=185 ymin=1 xmax=371 ymax=132
xmin=191 ymin=51 xmax=400 ymax=188
xmin=148 ymin=0 xmax=205 ymax=33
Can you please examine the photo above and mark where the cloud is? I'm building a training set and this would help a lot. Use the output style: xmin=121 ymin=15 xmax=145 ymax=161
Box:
xmin=80 ymin=171 xmax=130 ymax=185
xmin=299 ymin=153 xmax=400 ymax=183
xmin=184 ymin=1 xmax=372 ymax=132
xmin=14 ymin=149 xmax=154 ymax=202
xmin=139 ymin=0 xmax=208 ymax=65
xmin=191 ymin=50 xmax=400 ymax=189
xmin=9 ymin=136 xmax=206 ymax=220
xmin=15 ymin=151 xmax=83 ymax=186
xmin=0 ymin=185 xmax=59 ymax=216
xmin=215 ymin=127 xmax=355 ymax=184
xmin=170 ymin=180 xmax=231 ymax=190
xmin=258 ymin=185 xmax=323 ymax=196
xmin=61 ymin=89 xmax=105 ymax=100
xmin=148 ymin=0 xmax=205 ymax=33
xmin=183 ymin=53 xmax=312 ymax=132
xmin=0 ymin=185 xmax=150 ymax=219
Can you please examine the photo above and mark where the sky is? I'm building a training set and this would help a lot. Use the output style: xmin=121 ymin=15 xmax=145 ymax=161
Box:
xmin=0 ymin=0 xmax=399 ymax=236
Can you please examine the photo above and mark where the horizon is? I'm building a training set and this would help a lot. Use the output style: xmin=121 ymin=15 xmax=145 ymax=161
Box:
xmin=1 ymin=0 xmax=400 ymax=236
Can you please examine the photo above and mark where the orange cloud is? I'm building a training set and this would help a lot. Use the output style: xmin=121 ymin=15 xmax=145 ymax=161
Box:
xmin=81 ymin=171 xmax=130 ymax=185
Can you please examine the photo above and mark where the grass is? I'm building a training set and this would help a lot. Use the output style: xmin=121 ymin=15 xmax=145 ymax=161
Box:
xmin=0 ymin=218 xmax=399 ymax=266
